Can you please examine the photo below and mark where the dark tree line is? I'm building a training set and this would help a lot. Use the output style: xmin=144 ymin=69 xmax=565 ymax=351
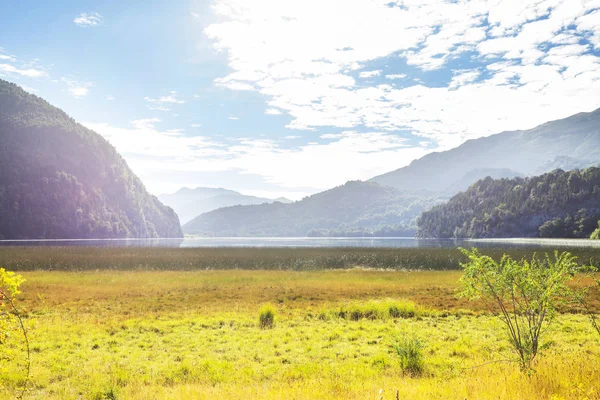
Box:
xmin=417 ymin=167 xmax=600 ymax=239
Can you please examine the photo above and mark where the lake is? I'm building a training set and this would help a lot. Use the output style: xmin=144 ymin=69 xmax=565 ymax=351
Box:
xmin=1 ymin=237 xmax=599 ymax=249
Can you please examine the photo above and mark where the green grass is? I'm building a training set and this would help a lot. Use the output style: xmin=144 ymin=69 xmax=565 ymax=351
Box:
xmin=1 ymin=248 xmax=600 ymax=398
xmin=392 ymin=335 xmax=425 ymax=376
xmin=259 ymin=303 xmax=276 ymax=329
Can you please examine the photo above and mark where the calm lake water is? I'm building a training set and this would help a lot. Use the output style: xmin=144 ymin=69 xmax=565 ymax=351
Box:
xmin=1 ymin=237 xmax=600 ymax=249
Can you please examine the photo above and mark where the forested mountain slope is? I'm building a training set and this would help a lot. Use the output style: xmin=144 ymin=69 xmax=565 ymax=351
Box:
xmin=417 ymin=167 xmax=600 ymax=239
xmin=371 ymin=108 xmax=600 ymax=193
xmin=183 ymin=181 xmax=440 ymax=237
xmin=159 ymin=187 xmax=291 ymax=225
xmin=0 ymin=80 xmax=182 ymax=239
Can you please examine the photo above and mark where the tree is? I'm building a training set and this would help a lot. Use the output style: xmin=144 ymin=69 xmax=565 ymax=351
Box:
xmin=591 ymin=221 xmax=600 ymax=240
xmin=458 ymin=248 xmax=581 ymax=372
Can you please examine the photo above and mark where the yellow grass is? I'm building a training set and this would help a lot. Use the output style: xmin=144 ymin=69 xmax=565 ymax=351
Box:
xmin=1 ymin=269 xmax=599 ymax=399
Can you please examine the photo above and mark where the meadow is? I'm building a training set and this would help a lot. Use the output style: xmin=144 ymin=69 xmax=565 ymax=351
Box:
xmin=1 ymin=247 xmax=600 ymax=399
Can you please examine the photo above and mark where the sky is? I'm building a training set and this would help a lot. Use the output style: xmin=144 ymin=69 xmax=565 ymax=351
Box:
xmin=1 ymin=0 xmax=600 ymax=200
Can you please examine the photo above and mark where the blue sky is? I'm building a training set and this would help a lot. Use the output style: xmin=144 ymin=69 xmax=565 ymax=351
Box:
xmin=1 ymin=0 xmax=599 ymax=199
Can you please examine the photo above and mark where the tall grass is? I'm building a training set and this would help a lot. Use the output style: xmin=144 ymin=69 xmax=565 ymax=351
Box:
xmin=258 ymin=304 xmax=276 ymax=329
xmin=392 ymin=336 xmax=425 ymax=376
xmin=319 ymin=299 xmax=431 ymax=321
xmin=1 ymin=246 xmax=599 ymax=271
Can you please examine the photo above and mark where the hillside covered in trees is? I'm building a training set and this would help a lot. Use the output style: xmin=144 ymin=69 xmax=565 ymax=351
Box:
xmin=0 ymin=80 xmax=182 ymax=239
xmin=183 ymin=181 xmax=440 ymax=237
xmin=417 ymin=167 xmax=600 ymax=239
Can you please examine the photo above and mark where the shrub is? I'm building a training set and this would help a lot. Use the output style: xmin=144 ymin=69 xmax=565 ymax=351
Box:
xmin=579 ymin=275 xmax=600 ymax=337
xmin=459 ymin=248 xmax=581 ymax=372
xmin=591 ymin=221 xmax=600 ymax=239
xmin=392 ymin=335 xmax=425 ymax=376
xmin=0 ymin=268 xmax=28 ymax=399
xmin=258 ymin=303 xmax=276 ymax=329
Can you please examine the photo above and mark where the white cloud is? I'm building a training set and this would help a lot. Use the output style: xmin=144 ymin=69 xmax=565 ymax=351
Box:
xmin=131 ymin=118 xmax=162 ymax=130
xmin=204 ymin=0 xmax=600 ymax=151
xmin=144 ymin=91 xmax=185 ymax=111
xmin=215 ymin=77 xmax=255 ymax=91
xmin=265 ymin=108 xmax=282 ymax=115
xmin=74 ymin=12 xmax=103 ymax=28
xmin=0 ymin=63 xmax=47 ymax=78
xmin=449 ymin=69 xmax=481 ymax=89
xmin=85 ymin=119 xmax=429 ymax=195
xmin=228 ymin=116 xmax=239 ymax=120
xmin=190 ymin=123 xmax=202 ymax=128
xmin=61 ymin=78 xmax=92 ymax=98
xmin=105 ymin=95 xmax=115 ymax=101
xmin=359 ymin=70 xmax=382 ymax=78
xmin=386 ymin=74 xmax=406 ymax=80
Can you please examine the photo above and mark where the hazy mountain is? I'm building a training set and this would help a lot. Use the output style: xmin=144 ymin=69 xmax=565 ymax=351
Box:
xmin=444 ymin=168 xmax=523 ymax=194
xmin=159 ymin=187 xmax=292 ymax=224
xmin=371 ymin=108 xmax=600 ymax=192
xmin=417 ymin=167 xmax=600 ymax=239
xmin=0 ymin=80 xmax=182 ymax=239
xmin=183 ymin=108 xmax=600 ymax=237
xmin=535 ymin=156 xmax=598 ymax=175
xmin=183 ymin=181 xmax=440 ymax=237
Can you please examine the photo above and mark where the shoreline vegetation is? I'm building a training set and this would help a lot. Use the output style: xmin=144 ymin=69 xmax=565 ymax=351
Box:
xmin=2 ymin=246 xmax=600 ymax=271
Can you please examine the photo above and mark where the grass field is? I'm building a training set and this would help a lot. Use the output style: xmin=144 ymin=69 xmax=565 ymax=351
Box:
xmin=1 ymin=247 xmax=600 ymax=399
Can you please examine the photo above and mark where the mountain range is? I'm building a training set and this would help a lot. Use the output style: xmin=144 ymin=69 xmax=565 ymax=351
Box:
xmin=0 ymin=80 xmax=182 ymax=239
xmin=183 ymin=181 xmax=439 ymax=237
xmin=2 ymin=78 xmax=600 ymax=240
xmin=183 ymin=107 xmax=600 ymax=237
xmin=159 ymin=187 xmax=291 ymax=225
xmin=370 ymin=108 xmax=600 ymax=193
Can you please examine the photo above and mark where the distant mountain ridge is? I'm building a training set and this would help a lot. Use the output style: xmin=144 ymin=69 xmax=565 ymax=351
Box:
xmin=183 ymin=181 xmax=440 ymax=237
xmin=370 ymin=108 xmax=600 ymax=193
xmin=0 ymin=80 xmax=182 ymax=239
xmin=159 ymin=187 xmax=291 ymax=225
xmin=417 ymin=167 xmax=600 ymax=239
xmin=183 ymin=108 xmax=600 ymax=237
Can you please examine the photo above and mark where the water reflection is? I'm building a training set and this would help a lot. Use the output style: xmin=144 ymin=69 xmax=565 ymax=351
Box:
xmin=0 ymin=237 xmax=599 ymax=249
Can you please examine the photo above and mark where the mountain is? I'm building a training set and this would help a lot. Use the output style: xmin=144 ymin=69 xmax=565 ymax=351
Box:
xmin=0 ymin=80 xmax=182 ymax=239
xmin=183 ymin=108 xmax=600 ymax=238
xmin=183 ymin=181 xmax=440 ymax=237
xmin=158 ymin=187 xmax=292 ymax=225
xmin=371 ymin=108 xmax=600 ymax=193
xmin=535 ymin=156 xmax=598 ymax=175
xmin=417 ymin=167 xmax=600 ymax=239
xmin=444 ymin=168 xmax=522 ymax=194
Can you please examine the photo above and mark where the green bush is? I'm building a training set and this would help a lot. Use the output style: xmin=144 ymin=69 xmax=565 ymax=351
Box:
xmin=392 ymin=335 xmax=425 ymax=376
xmin=591 ymin=221 xmax=600 ymax=239
xmin=258 ymin=304 xmax=276 ymax=329
xmin=459 ymin=248 xmax=582 ymax=372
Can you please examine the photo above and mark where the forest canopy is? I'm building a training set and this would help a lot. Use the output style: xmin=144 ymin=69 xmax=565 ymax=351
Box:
xmin=417 ymin=167 xmax=600 ymax=239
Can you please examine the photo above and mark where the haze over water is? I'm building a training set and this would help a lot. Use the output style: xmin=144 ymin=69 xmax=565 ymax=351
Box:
xmin=2 ymin=237 xmax=600 ymax=249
